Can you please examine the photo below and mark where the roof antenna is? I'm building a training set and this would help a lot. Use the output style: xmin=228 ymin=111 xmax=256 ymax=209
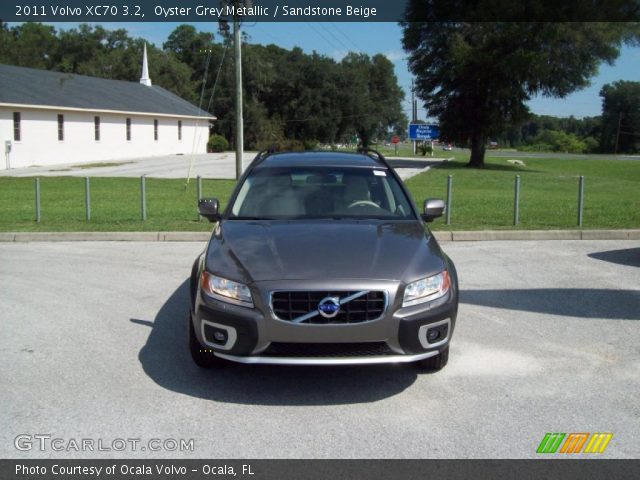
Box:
xmin=140 ymin=42 xmax=152 ymax=87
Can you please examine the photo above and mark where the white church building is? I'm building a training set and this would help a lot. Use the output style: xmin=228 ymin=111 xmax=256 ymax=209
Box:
xmin=0 ymin=45 xmax=214 ymax=170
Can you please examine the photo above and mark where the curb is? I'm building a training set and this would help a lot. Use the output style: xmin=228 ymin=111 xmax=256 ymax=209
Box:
xmin=0 ymin=230 xmax=638 ymax=243
xmin=442 ymin=229 xmax=640 ymax=241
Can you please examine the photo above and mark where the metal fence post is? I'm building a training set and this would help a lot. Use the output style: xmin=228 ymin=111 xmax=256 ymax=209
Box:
xmin=578 ymin=175 xmax=584 ymax=227
xmin=85 ymin=177 xmax=91 ymax=222
xmin=513 ymin=175 xmax=520 ymax=226
xmin=35 ymin=177 xmax=41 ymax=223
xmin=140 ymin=175 xmax=147 ymax=221
xmin=197 ymin=175 xmax=202 ymax=221
xmin=445 ymin=175 xmax=453 ymax=225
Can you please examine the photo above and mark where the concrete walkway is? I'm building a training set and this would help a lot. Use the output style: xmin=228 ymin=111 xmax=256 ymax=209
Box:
xmin=0 ymin=153 xmax=254 ymax=179
xmin=0 ymin=152 xmax=442 ymax=180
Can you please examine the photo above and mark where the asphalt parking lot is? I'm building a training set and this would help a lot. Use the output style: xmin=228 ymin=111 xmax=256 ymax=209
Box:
xmin=1 ymin=239 xmax=638 ymax=458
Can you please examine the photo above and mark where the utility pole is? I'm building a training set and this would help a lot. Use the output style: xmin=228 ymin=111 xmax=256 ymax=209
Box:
xmin=411 ymin=79 xmax=417 ymax=155
xmin=614 ymin=112 xmax=622 ymax=155
xmin=233 ymin=12 xmax=243 ymax=180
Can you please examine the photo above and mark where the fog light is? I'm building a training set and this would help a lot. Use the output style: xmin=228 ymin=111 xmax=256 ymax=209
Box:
xmin=418 ymin=319 xmax=450 ymax=349
xmin=213 ymin=330 xmax=227 ymax=343
xmin=427 ymin=329 xmax=441 ymax=342
xmin=202 ymin=320 xmax=237 ymax=351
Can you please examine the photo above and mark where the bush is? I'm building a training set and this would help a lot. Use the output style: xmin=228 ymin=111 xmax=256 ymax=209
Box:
xmin=582 ymin=136 xmax=600 ymax=153
xmin=419 ymin=143 xmax=433 ymax=156
xmin=522 ymin=130 xmax=588 ymax=154
xmin=255 ymin=138 xmax=306 ymax=152
xmin=303 ymin=139 xmax=319 ymax=151
xmin=208 ymin=134 xmax=229 ymax=152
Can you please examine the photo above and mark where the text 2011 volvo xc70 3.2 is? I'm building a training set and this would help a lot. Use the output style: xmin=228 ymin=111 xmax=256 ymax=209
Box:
xmin=189 ymin=150 xmax=458 ymax=371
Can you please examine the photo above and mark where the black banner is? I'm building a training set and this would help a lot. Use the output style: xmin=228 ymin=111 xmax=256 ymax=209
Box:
xmin=4 ymin=460 xmax=640 ymax=480
xmin=2 ymin=0 xmax=639 ymax=22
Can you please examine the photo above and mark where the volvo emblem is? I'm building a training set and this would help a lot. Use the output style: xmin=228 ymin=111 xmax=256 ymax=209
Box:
xmin=317 ymin=297 xmax=341 ymax=318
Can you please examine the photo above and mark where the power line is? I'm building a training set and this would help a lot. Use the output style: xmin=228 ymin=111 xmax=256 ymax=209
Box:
xmin=186 ymin=43 xmax=230 ymax=184
xmin=306 ymin=22 xmax=344 ymax=54
xmin=247 ymin=23 xmax=288 ymax=46
xmin=328 ymin=23 xmax=360 ymax=51
xmin=186 ymin=48 xmax=213 ymax=184
xmin=317 ymin=23 xmax=351 ymax=53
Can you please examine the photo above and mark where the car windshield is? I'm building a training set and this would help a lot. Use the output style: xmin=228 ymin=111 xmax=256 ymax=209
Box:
xmin=229 ymin=166 xmax=416 ymax=220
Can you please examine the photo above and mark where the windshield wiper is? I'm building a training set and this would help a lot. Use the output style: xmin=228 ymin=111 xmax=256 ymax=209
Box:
xmin=303 ymin=215 xmax=346 ymax=220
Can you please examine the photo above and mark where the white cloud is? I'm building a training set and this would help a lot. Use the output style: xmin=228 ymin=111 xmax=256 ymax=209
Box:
xmin=384 ymin=51 xmax=407 ymax=62
xmin=331 ymin=50 xmax=349 ymax=61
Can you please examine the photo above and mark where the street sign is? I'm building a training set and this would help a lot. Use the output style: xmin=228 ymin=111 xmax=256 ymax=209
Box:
xmin=408 ymin=124 xmax=439 ymax=141
xmin=391 ymin=135 xmax=400 ymax=144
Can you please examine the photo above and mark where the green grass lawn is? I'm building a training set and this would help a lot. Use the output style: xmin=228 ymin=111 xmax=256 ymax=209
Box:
xmin=0 ymin=155 xmax=638 ymax=231
xmin=0 ymin=177 xmax=236 ymax=232
xmin=406 ymin=156 xmax=640 ymax=230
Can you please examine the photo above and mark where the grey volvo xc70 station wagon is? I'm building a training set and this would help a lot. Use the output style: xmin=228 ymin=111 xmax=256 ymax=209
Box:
xmin=189 ymin=150 xmax=458 ymax=371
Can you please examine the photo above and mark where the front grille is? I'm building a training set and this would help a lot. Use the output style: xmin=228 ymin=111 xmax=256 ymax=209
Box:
xmin=263 ymin=342 xmax=395 ymax=358
xmin=271 ymin=290 xmax=386 ymax=324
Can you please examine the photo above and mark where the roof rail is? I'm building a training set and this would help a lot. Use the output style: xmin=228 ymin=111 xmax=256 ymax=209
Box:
xmin=250 ymin=148 xmax=277 ymax=167
xmin=357 ymin=147 xmax=390 ymax=168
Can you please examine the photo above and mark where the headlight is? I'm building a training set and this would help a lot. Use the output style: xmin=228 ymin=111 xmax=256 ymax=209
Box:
xmin=403 ymin=270 xmax=451 ymax=307
xmin=201 ymin=271 xmax=254 ymax=308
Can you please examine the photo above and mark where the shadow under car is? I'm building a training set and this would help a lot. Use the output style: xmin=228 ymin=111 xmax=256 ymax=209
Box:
xmin=132 ymin=280 xmax=419 ymax=406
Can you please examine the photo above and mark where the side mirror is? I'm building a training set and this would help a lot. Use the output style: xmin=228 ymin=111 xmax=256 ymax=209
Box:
xmin=421 ymin=198 xmax=445 ymax=222
xmin=198 ymin=198 xmax=221 ymax=222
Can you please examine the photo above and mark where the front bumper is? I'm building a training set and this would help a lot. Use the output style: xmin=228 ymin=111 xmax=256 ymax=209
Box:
xmin=213 ymin=350 xmax=441 ymax=366
xmin=192 ymin=279 xmax=457 ymax=366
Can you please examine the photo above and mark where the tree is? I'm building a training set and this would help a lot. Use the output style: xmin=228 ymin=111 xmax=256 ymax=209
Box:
xmin=163 ymin=24 xmax=217 ymax=99
xmin=401 ymin=15 xmax=640 ymax=167
xmin=600 ymin=81 xmax=640 ymax=153
xmin=498 ymin=114 xmax=601 ymax=150
xmin=149 ymin=46 xmax=197 ymax=104
xmin=1 ymin=23 xmax=58 ymax=69
xmin=54 ymin=24 xmax=109 ymax=74
xmin=0 ymin=23 xmax=195 ymax=102
xmin=0 ymin=22 xmax=408 ymax=150
xmin=525 ymin=130 xmax=589 ymax=153
xmin=163 ymin=25 xmax=215 ymax=69
xmin=0 ymin=21 xmax=11 ymax=63
xmin=338 ymin=53 xmax=406 ymax=148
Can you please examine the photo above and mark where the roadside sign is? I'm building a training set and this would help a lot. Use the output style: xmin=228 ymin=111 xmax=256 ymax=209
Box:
xmin=391 ymin=135 xmax=400 ymax=144
xmin=408 ymin=124 xmax=439 ymax=141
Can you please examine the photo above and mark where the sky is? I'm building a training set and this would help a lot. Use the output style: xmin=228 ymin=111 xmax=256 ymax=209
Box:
xmin=26 ymin=21 xmax=640 ymax=122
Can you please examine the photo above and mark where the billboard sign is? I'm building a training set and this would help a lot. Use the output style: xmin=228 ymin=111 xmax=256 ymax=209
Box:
xmin=408 ymin=124 xmax=440 ymax=141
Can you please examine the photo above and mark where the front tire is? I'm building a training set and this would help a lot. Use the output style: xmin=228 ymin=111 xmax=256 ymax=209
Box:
xmin=188 ymin=311 xmax=224 ymax=369
xmin=415 ymin=346 xmax=449 ymax=372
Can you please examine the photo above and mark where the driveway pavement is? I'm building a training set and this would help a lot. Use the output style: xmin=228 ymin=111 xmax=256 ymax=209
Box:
xmin=0 ymin=153 xmax=254 ymax=179
xmin=1 ymin=239 xmax=638 ymax=459
xmin=0 ymin=153 xmax=441 ymax=180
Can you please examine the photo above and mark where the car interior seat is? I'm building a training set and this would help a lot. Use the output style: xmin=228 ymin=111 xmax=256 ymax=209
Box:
xmin=340 ymin=174 xmax=371 ymax=210
xmin=259 ymin=174 xmax=304 ymax=217
xmin=304 ymin=174 xmax=338 ymax=216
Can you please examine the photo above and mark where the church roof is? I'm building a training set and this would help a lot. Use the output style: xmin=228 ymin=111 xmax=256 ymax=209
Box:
xmin=0 ymin=64 xmax=214 ymax=119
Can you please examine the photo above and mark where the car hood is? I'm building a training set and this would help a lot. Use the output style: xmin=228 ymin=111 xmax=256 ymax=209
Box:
xmin=205 ymin=220 xmax=447 ymax=283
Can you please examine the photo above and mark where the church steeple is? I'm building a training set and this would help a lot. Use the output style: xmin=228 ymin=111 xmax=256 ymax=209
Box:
xmin=140 ymin=42 xmax=152 ymax=87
